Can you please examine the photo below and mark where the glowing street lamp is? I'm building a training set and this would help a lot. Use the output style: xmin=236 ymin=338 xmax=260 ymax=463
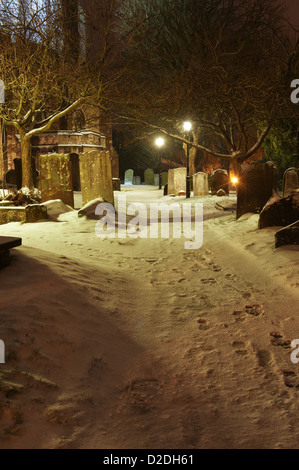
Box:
xmin=231 ymin=176 xmax=238 ymax=184
xmin=183 ymin=121 xmax=192 ymax=198
xmin=155 ymin=136 xmax=165 ymax=189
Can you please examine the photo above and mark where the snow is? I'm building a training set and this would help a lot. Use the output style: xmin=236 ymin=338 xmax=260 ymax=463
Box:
xmin=0 ymin=188 xmax=298 ymax=449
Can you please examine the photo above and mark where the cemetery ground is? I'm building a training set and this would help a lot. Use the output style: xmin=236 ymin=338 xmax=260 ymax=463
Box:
xmin=0 ymin=186 xmax=298 ymax=449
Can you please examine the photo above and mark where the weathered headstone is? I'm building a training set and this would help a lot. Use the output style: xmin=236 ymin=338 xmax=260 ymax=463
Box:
xmin=154 ymin=174 xmax=159 ymax=186
xmin=168 ymin=168 xmax=186 ymax=195
xmin=258 ymin=191 xmax=299 ymax=229
xmin=133 ymin=176 xmax=141 ymax=185
xmin=113 ymin=178 xmax=121 ymax=191
xmin=282 ymin=167 xmax=299 ymax=196
xmin=144 ymin=168 xmax=155 ymax=185
xmin=237 ymin=161 xmax=278 ymax=219
xmin=211 ymin=169 xmax=229 ymax=196
xmin=39 ymin=153 xmax=74 ymax=207
xmin=79 ymin=150 xmax=114 ymax=206
xmin=193 ymin=172 xmax=209 ymax=196
xmin=275 ymin=221 xmax=299 ymax=248
xmin=124 ymin=169 xmax=134 ymax=185
xmin=161 ymin=172 xmax=168 ymax=187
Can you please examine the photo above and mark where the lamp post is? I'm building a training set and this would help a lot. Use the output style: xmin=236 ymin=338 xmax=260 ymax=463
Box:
xmin=183 ymin=121 xmax=192 ymax=198
xmin=155 ymin=136 xmax=165 ymax=190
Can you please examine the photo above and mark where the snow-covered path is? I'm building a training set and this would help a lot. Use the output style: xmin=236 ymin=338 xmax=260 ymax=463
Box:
xmin=0 ymin=188 xmax=298 ymax=448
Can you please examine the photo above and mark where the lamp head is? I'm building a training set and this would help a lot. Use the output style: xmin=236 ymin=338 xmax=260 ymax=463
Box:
xmin=155 ymin=137 xmax=165 ymax=148
xmin=183 ymin=121 xmax=192 ymax=132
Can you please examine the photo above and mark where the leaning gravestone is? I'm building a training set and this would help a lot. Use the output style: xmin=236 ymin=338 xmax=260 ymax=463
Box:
xmin=258 ymin=191 xmax=299 ymax=229
xmin=144 ymin=168 xmax=155 ymax=185
xmin=39 ymin=153 xmax=74 ymax=207
xmin=124 ymin=169 xmax=134 ymax=185
xmin=193 ymin=172 xmax=209 ymax=196
xmin=211 ymin=169 xmax=229 ymax=196
xmin=161 ymin=172 xmax=168 ymax=187
xmin=237 ymin=161 xmax=278 ymax=220
xmin=275 ymin=221 xmax=299 ymax=248
xmin=79 ymin=150 xmax=114 ymax=206
xmin=282 ymin=167 xmax=299 ymax=196
xmin=168 ymin=168 xmax=186 ymax=195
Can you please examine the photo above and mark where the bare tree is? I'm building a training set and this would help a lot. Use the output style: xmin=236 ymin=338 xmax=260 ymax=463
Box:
xmin=115 ymin=0 xmax=296 ymax=175
xmin=0 ymin=0 xmax=122 ymax=188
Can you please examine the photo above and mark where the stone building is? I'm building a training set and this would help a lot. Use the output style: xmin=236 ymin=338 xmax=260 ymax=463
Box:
xmin=0 ymin=0 xmax=119 ymax=188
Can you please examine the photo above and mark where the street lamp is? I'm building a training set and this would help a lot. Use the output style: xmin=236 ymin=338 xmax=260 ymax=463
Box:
xmin=183 ymin=121 xmax=192 ymax=198
xmin=155 ymin=136 xmax=165 ymax=190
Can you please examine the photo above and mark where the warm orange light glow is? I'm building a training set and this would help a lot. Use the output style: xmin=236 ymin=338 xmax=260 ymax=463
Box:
xmin=231 ymin=177 xmax=238 ymax=184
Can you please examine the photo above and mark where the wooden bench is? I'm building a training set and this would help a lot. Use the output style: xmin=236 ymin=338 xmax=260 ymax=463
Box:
xmin=0 ymin=236 xmax=22 ymax=269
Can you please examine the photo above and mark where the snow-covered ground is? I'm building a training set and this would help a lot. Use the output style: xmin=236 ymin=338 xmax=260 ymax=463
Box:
xmin=0 ymin=188 xmax=298 ymax=449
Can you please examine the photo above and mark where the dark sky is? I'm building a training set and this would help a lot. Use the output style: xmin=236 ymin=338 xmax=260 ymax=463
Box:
xmin=284 ymin=0 xmax=299 ymax=25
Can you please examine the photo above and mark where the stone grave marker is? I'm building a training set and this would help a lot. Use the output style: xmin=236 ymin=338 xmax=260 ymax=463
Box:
xmin=144 ymin=168 xmax=155 ymax=185
xmin=211 ymin=169 xmax=229 ymax=195
xmin=124 ymin=169 xmax=134 ymax=185
xmin=193 ymin=172 xmax=209 ymax=196
xmin=168 ymin=168 xmax=186 ymax=195
xmin=237 ymin=161 xmax=278 ymax=219
xmin=282 ymin=167 xmax=299 ymax=196
xmin=79 ymin=150 xmax=114 ymax=206
xmin=161 ymin=172 xmax=168 ymax=187
xmin=39 ymin=153 xmax=74 ymax=207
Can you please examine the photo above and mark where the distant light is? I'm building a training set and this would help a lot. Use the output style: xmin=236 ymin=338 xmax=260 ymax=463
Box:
xmin=183 ymin=121 xmax=192 ymax=132
xmin=231 ymin=177 xmax=238 ymax=184
xmin=155 ymin=137 xmax=165 ymax=148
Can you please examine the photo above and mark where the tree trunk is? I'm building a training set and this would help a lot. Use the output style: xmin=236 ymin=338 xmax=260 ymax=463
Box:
xmin=20 ymin=134 xmax=33 ymax=189
xmin=232 ymin=156 xmax=241 ymax=177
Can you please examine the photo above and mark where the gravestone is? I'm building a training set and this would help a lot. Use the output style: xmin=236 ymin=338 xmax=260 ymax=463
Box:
xmin=161 ymin=172 xmax=168 ymax=187
xmin=79 ymin=150 xmax=114 ymax=206
xmin=258 ymin=191 xmax=299 ymax=229
xmin=193 ymin=172 xmax=209 ymax=196
xmin=144 ymin=168 xmax=155 ymax=185
xmin=168 ymin=168 xmax=186 ymax=195
xmin=133 ymin=176 xmax=141 ymax=185
xmin=39 ymin=153 xmax=74 ymax=207
xmin=237 ymin=161 xmax=278 ymax=219
xmin=275 ymin=221 xmax=299 ymax=248
xmin=124 ymin=169 xmax=134 ymax=185
xmin=211 ymin=169 xmax=229 ymax=195
xmin=154 ymin=174 xmax=159 ymax=186
xmin=282 ymin=167 xmax=299 ymax=196
xmin=113 ymin=178 xmax=121 ymax=191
